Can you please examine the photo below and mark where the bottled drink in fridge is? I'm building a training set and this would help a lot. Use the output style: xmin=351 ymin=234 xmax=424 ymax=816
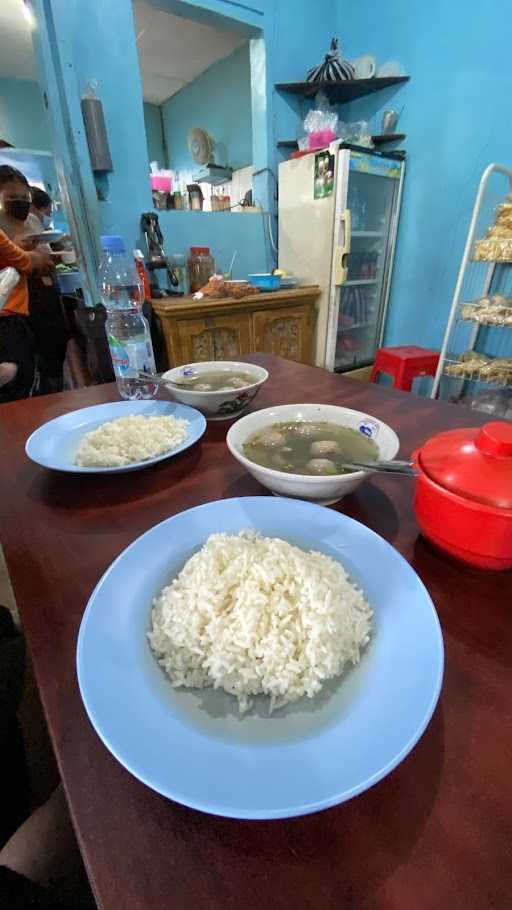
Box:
xmin=99 ymin=235 xmax=157 ymax=400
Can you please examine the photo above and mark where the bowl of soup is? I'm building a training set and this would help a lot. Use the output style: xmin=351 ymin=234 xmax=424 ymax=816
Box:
xmin=161 ymin=361 xmax=268 ymax=420
xmin=226 ymin=403 xmax=400 ymax=504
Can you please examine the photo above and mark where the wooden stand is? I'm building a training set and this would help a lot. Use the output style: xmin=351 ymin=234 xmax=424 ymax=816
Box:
xmin=152 ymin=286 xmax=320 ymax=368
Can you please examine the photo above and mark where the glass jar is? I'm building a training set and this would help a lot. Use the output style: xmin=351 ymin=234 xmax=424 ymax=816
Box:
xmin=168 ymin=253 xmax=188 ymax=296
xmin=188 ymin=246 xmax=215 ymax=293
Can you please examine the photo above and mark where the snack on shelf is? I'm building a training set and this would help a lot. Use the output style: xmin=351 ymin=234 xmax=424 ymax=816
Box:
xmin=459 ymin=350 xmax=487 ymax=362
xmin=473 ymin=195 xmax=512 ymax=261
xmin=479 ymin=358 xmax=512 ymax=384
xmin=474 ymin=238 xmax=512 ymax=261
xmin=445 ymin=351 xmax=512 ymax=384
xmin=460 ymin=294 xmax=512 ymax=325
xmin=487 ymin=225 xmax=512 ymax=239
xmin=494 ymin=200 xmax=512 ymax=230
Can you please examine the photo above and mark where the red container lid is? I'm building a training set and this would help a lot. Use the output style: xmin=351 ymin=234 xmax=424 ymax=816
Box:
xmin=190 ymin=246 xmax=210 ymax=255
xmin=418 ymin=421 xmax=512 ymax=510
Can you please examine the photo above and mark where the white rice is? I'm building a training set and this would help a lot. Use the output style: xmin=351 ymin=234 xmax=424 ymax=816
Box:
xmin=74 ymin=414 xmax=189 ymax=467
xmin=148 ymin=530 xmax=372 ymax=714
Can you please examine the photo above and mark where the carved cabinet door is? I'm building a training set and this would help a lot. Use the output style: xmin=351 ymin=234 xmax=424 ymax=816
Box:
xmin=175 ymin=318 xmax=215 ymax=363
xmin=175 ymin=313 xmax=252 ymax=364
xmin=210 ymin=314 xmax=252 ymax=360
xmin=252 ymin=305 xmax=314 ymax=364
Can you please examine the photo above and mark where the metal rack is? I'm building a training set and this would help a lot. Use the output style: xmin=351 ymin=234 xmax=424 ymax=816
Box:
xmin=432 ymin=163 xmax=512 ymax=415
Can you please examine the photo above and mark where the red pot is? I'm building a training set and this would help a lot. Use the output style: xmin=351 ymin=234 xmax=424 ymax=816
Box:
xmin=413 ymin=421 xmax=512 ymax=570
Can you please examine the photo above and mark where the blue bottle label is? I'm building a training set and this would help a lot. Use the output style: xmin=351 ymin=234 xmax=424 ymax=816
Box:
xmin=108 ymin=336 xmax=155 ymax=378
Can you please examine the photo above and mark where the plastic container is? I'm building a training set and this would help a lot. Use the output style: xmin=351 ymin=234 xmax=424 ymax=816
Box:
xmin=0 ymin=267 xmax=20 ymax=310
xmin=414 ymin=421 xmax=512 ymax=570
xmin=99 ymin=235 xmax=156 ymax=400
xmin=248 ymin=273 xmax=282 ymax=291
xmin=188 ymin=246 xmax=215 ymax=293
xmin=150 ymin=174 xmax=172 ymax=192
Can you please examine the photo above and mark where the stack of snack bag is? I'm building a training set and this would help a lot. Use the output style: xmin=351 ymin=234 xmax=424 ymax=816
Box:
xmin=474 ymin=193 xmax=512 ymax=262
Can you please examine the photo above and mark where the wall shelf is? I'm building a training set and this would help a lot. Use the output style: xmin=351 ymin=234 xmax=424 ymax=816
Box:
xmin=274 ymin=76 xmax=409 ymax=104
xmin=276 ymin=139 xmax=406 ymax=161
xmin=371 ymin=133 xmax=406 ymax=145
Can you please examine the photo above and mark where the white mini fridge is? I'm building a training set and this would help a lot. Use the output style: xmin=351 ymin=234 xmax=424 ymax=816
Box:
xmin=278 ymin=143 xmax=405 ymax=371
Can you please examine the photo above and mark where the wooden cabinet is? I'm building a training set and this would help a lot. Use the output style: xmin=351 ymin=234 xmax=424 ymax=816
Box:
xmin=175 ymin=313 xmax=252 ymax=364
xmin=152 ymin=287 xmax=319 ymax=368
xmin=253 ymin=305 xmax=314 ymax=364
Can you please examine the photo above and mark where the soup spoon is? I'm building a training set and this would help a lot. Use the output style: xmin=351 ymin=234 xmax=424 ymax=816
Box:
xmin=137 ymin=370 xmax=200 ymax=388
xmin=342 ymin=459 xmax=417 ymax=476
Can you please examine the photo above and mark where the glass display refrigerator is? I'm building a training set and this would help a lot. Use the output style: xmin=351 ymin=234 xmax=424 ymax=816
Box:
xmin=278 ymin=143 xmax=405 ymax=371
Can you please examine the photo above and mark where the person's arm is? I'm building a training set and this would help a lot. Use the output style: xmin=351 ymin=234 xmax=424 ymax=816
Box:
xmin=0 ymin=230 xmax=52 ymax=274
xmin=0 ymin=229 xmax=32 ymax=274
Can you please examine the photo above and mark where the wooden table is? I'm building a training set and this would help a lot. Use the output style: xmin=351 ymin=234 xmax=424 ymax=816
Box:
xmin=0 ymin=354 xmax=510 ymax=910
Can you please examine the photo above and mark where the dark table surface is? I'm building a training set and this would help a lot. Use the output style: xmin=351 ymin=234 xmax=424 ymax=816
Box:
xmin=0 ymin=354 xmax=510 ymax=910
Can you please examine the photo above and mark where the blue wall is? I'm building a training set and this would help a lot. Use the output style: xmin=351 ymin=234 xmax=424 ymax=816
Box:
xmin=162 ymin=43 xmax=252 ymax=172
xmin=35 ymin=0 xmax=153 ymax=257
xmin=32 ymin=0 xmax=335 ymax=278
xmin=0 ymin=148 xmax=57 ymax=194
xmin=143 ymin=102 xmax=167 ymax=167
xmin=157 ymin=210 xmax=269 ymax=277
xmin=0 ymin=78 xmax=50 ymax=150
xmin=339 ymin=0 xmax=512 ymax=350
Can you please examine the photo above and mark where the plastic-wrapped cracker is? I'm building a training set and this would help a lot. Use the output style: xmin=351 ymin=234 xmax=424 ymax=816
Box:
xmin=474 ymin=237 xmax=512 ymax=261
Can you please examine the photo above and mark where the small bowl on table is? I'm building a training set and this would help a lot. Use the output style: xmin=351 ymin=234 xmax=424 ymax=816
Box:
xmin=226 ymin=403 xmax=400 ymax=504
xmin=161 ymin=361 xmax=268 ymax=421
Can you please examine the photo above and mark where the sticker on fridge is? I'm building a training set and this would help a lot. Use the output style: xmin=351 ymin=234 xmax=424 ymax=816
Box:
xmin=314 ymin=151 xmax=335 ymax=199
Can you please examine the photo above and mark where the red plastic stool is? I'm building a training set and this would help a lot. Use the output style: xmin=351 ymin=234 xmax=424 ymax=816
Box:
xmin=370 ymin=346 xmax=440 ymax=392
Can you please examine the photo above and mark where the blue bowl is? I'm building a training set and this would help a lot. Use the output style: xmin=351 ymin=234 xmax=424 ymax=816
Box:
xmin=248 ymin=273 xmax=282 ymax=291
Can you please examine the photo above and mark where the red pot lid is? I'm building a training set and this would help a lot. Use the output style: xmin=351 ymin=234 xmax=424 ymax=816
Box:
xmin=418 ymin=421 xmax=512 ymax=509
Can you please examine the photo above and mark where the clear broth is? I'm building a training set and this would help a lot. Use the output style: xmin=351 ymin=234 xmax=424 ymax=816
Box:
xmin=243 ymin=421 xmax=379 ymax=475
xmin=191 ymin=371 xmax=256 ymax=392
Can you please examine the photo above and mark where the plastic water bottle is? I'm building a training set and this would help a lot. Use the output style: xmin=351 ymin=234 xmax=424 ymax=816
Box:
xmin=99 ymin=235 xmax=157 ymax=400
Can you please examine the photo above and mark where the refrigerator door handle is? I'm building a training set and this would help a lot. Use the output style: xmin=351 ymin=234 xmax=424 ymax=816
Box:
xmin=334 ymin=208 xmax=351 ymax=285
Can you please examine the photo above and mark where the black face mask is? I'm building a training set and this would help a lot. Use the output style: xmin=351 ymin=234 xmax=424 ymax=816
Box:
xmin=5 ymin=200 xmax=31 ymax=221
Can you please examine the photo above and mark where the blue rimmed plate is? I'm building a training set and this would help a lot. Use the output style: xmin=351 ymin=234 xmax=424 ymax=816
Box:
xmin=77 ymin=496 xmax=443 ymax=819
xmin=25 ymin=399 xmax=206 ymax=473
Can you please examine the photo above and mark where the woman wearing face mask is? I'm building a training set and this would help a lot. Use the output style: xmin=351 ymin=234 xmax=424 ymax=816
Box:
xmin=0 ymin=228 xmax=52 ymax=401
xmin=29 ymin=187 xmax=53 ymax=231
xmin=0 ymin=166 xmax=70 ymax=395
xmin=0 ymin=166 xmax=36 ymax=242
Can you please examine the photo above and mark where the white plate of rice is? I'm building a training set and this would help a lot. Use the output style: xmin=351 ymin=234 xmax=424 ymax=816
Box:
xmin=25 ymin=400 xmax=207 ymax=473
xmin=77 ymin=496 xmax=444 ymax=819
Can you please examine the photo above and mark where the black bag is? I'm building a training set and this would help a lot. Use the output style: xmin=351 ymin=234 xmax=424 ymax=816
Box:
xmin=306 ymin=38 xmax=355 ymax=83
